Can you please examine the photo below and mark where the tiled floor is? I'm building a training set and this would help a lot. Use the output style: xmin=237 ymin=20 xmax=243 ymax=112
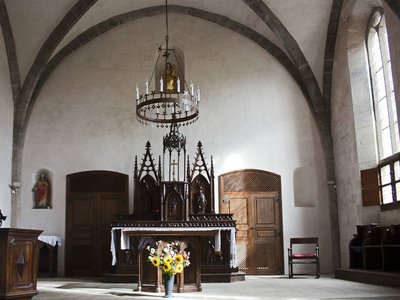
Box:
xmin=32 ymin=275 xmax=400 ymax=300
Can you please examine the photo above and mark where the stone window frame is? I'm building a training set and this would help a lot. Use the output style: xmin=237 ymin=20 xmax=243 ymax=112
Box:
xmin=365 ymin=8 xmax=400 ymax=209
xmin=366 ymin=8 xmax=399 ymax=161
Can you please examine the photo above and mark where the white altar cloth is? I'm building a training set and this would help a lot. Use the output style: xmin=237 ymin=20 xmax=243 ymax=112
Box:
xmin=38 ymin=235 xmax=62 ymax=247
xmin=110 ymin=226 xmax=237 ymax=268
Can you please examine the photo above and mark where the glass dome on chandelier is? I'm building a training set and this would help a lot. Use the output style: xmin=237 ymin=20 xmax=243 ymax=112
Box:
xmin=136 ymin=47 xmax=201 ymax=128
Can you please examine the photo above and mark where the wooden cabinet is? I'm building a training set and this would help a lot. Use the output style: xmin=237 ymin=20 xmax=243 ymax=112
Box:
xmin=0 ymin=228 xmax=42 ymax=300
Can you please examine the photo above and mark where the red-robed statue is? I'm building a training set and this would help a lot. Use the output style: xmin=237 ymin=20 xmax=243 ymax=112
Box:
xmin=33 ymin=173 xmax=51 ymax=208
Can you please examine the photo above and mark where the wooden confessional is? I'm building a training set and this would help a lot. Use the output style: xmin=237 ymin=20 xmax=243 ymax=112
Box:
xmin=110 ymin=124 xmax=242 ymax=292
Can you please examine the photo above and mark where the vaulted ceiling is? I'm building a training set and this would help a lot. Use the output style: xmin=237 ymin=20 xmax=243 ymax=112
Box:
xmin=1 ymin=0 xmax=341 ymax=149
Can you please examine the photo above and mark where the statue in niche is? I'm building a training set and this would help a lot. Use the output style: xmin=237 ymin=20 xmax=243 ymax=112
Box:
xmin=32 ymin=172 xmax=51 ymax=209
xmin=195 ymin=185 xmax=207 ymax=214
xmin=165 ymin=62 xmax=178 ymax=93
xmin=169 ymin=197 xmax=178 ymax=218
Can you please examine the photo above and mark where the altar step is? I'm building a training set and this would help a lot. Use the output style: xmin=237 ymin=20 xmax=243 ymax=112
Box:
xmin=102 ymin=271 xmax=245 ymax=283
xmin=201 ymin=271 xmax=245 ymax=283
xmin=335 ymin=268 xmax=400 ymax=288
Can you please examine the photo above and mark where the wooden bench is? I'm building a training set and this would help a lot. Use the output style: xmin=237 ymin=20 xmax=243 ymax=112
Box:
xmin=349 ymin=224 xmax=400 ymax=271
xmin=288 ymin=237 xmax=320 ymax=278
xmin=381 ymin=224 xmax=400 ymax=271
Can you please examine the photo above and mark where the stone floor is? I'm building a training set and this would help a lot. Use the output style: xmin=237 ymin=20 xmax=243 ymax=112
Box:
xmin=32 ymin=275 xmax=400 ymax=300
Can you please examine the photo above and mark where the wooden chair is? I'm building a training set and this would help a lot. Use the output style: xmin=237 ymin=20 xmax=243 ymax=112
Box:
xmin=288 ymin=237 xmax=320 ymax=278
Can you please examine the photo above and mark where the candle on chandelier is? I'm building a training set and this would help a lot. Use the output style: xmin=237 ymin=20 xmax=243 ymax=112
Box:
xmin=145 ymin=80 xmax=149 ymax=95
xmin=190 ymin=81 xmax=194 ymax=95
xmin=160 ymin=77 xmax=164 ymax=92
xmin=177 ymin=78 xmax=180 ymax=93
xmin=136 ymin=85 xmax=139 ymax=100
xmin=197 ymin=86 xmax=201 ymax=102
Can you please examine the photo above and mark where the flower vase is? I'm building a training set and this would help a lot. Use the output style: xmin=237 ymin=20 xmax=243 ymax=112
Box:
xmin=163 ymin=273 xmax=175 ymax=298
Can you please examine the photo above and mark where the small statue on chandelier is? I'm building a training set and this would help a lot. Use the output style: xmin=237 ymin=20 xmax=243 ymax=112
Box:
xmin=165 ymin=62 xmax=178 ymax=93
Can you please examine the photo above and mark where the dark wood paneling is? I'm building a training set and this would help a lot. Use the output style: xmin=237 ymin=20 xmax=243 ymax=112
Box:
xmin=66 ymin=171 xmax=129 ymax=277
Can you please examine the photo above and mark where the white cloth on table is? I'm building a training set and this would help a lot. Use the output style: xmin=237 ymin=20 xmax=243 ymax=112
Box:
xmin=38 ymin=235 xmax=62 ymax=247
xmin=110 ymin=226 xmax=237 ymax=267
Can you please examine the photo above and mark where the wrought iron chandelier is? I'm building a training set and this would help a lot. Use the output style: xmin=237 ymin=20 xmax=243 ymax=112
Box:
xmin=135 ymin=0 xmax=200 ymax=128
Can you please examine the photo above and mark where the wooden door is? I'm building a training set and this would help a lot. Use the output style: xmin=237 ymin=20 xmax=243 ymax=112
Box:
xmin=65 ymin=171 xmax=128 ymax=276
xmin=251 ymin=193 xmax=281 ymax=274
xmin=219 ymin=170 xmax=283 ymax=275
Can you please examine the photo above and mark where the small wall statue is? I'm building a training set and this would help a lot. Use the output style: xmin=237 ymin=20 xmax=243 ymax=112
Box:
xmin=32 ymin=172 xmax=51 ymax=209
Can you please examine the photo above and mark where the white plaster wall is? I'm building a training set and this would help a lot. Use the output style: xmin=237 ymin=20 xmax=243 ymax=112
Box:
xmin=267 ymin=0 xmax=333 ymax=90
xmin=0 ymin=30 xmax=13 ymax=228
xmin=21 ymin=14 xmax=331 ymax=274
xmin=5 ymin=0 xmax=75 ymax=82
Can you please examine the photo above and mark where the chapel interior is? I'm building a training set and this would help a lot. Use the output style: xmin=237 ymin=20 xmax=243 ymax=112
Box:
xmin=1 ymin=0 xmax=400 ymax=299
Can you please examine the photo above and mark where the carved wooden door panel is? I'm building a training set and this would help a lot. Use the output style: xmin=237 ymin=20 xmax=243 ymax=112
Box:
xmin=222 ymin=192 xmax=281 ymax=274
xmin=250 ymin=193 xmax=281 ymax=275
xmin=219 ymin=169 xmax=283 ymax=275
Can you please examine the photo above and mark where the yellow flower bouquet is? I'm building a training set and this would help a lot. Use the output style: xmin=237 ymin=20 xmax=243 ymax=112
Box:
xmin=146 ymin=240 xmax=190 ymax=276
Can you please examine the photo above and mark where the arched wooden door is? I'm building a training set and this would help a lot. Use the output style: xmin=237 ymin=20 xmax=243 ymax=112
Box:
xmin=65 ymin=171 xmax=129 ymax=276
xmin=219 ymin=169 xmax=283 ymax=275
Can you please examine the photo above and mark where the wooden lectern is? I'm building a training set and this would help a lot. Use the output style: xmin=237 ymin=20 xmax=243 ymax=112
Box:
xmin=0 ymin=228 xmax=43 ymax=300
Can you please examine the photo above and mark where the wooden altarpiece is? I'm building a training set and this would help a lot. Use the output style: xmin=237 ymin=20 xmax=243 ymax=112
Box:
xmin=110 ymin=136 xmax=241 ymax=292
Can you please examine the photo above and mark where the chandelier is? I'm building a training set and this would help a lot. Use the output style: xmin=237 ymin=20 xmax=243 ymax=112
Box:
xmin=135 ymin=0 xmax=200 ymax=128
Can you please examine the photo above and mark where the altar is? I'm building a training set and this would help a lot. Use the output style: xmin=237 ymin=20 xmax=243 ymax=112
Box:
xmin=108 ymin=134 xmax=243 ymax=290
xmin=111 ymin=217 xmax=237 ymax=292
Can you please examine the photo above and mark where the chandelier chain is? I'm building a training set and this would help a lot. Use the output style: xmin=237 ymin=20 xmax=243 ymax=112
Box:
xmin=165 ymin=0 xmax=169 ymax=48
xmin=135 ymin=0 xmax=200 ymax=128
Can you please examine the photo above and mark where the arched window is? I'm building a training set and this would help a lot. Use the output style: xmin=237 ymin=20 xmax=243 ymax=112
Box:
xmin=367 ymin=8 xmax=399 ymax=159
xmin=366 ymin=8 xmax=400 ymax=207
